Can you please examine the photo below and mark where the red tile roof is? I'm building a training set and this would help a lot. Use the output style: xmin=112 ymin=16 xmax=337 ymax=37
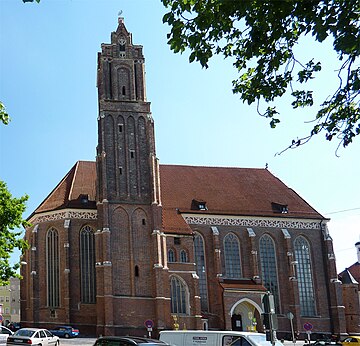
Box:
xmin=340 ymin=262 xmax=360 ymax=285
xmin=31 ymin=162 xmax=324 ymax=232
xmin=159 ymin=164 xmax=324 ymax=234
xmin=32 ymin=161 xmax=96 ymax=215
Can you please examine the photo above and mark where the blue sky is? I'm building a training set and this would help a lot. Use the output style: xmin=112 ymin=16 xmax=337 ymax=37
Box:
xmin=1 ymin=0 xmax=359 ymax=271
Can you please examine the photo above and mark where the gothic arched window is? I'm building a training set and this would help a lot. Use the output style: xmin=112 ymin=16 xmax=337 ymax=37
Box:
xmin=170 ymin=276 xmax=188 ymax=314
xmin=180 ymin=250 xmax=188 ymax=263
xmin=46 ymin=227 xmax=60 ymax=308
xmin=194 ymin=232 xmax=208 ymax=311
xmin=168 ymin=249 xmax=175 ymax=263
xmin=294 ymin=236 xmax=316 ymax=316
xmin=223 ymin=233 xmax=242 ymax=278
xmin=80 ymin=225 xmax=96 ymax=304
xmin=259 ymin=234 xmax=280 ymax=313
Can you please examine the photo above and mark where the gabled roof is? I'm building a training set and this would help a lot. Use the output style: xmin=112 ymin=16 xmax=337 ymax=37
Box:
xmin=339 ymin=268 xmax=359 ymax=285
xmin=30 ymin=161 xmax=96 ymax=217
xmin=30 ymin=162 xmax=325 ymax=232
xmin=159 ymin=164 xmax=324 ymax=234
xmin=339 ymin=262 xmax=360 ymax=285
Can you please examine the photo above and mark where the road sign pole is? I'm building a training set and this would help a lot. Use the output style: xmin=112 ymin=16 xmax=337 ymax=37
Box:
xmin=287 ymin=312 xmax=295 ymax=344
xmin=144 ymin=319 xmax=154 ymax=338
xmin=303 ymin=322 xmax=313 ymax=343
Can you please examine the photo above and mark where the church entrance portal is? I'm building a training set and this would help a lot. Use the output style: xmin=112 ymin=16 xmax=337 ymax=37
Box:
xmin=230 ymin=299 xmax=262 ymax=332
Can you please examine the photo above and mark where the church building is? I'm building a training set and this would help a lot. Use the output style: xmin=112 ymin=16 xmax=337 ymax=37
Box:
xmin=21 ymin=17 xmax=353 ymax=339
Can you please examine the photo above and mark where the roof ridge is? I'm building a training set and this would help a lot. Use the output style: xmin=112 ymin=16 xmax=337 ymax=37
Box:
xmin=159 ymin=163 xmax=266 ymax=170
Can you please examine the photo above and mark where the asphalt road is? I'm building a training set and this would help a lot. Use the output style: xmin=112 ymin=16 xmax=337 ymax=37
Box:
xmin=59 ymin=337 xmax=96 ymax=346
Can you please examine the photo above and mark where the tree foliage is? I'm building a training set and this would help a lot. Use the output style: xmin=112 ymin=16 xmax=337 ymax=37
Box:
xmin=0 ymin=181 xmax=29 ymax=285
xmin=162 ymin=0 xmax=360 ymax=152
xmin=0 ymin=102 xmax=10 ymax=126
xmin=1 ymin=101 xmax=29 ymax=284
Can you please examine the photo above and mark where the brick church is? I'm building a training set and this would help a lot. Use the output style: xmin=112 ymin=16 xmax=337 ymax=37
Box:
xmin=20 ymin=17 xmax=358 ymax=338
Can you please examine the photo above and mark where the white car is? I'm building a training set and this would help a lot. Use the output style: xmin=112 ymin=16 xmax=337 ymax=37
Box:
xmin=6 ymin=328 xmax=59 ymax=346
xmin=0 ymin=326 xmax=13 ymax=345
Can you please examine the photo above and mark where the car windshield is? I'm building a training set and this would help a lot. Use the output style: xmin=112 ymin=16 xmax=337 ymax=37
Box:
xmin=248 ymin=334 xmax=283 ymax=346
xmin=14 ymin=329 xmax=35 ymax=337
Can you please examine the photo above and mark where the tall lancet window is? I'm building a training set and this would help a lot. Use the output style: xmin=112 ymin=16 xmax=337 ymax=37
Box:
xmin=259 ymin=234 xmax=280 ymax=313
xmin=194 ymin=232 xmax=208 ymax=311
xmin=80 ymin=225 xmax=96 ymax=303
xmin=294 ymin=236 xmax=316 ymax=316
xmin=170 ymin=276 xmax=189 ymax=314
xmin=224 ymin=233 xmax=242 ymax=278
xmin=46 ymin=227 xmax=60 ymax=308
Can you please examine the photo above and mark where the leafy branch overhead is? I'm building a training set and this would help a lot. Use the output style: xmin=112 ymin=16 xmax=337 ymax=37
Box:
xmin=162 ymin=0 xmax=360 ymax=152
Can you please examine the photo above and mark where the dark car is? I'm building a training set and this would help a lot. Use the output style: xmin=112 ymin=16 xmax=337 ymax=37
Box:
xmin=93 ymin=336 xmax=169 ymax=346
xmin=48 ymin=325 xmax=79 ymax=338
xmin=6 ymin=324 xmax=20 ymax=333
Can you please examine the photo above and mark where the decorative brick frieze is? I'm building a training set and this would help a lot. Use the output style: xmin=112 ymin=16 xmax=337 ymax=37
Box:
xmin=29 ymin=209 xmax=97 ymax=224
xmin=183 ymin=215 xmax=321 ymax=230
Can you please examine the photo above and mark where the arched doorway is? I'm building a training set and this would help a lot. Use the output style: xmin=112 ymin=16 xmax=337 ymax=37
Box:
xmin=230 ymin=299 xmax=263 ymax=332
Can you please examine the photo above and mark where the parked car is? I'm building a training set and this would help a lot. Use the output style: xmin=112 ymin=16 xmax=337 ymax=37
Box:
xmin=6 ymin=328 xmax=59 ymax=346
xmin=0 ymin=326 xmax=13 ymax=345
xmin=342 ymin=336 xmax=360 ymax=346
xmin=159 ymin=330 xmax=284 ymax=346
xmin=48 ymin=325 xmax=79 ymax=338
xmin=309 ymin=341 xmax=342 ymax=346
xmin=93 ymin=336 xmax=169 ymax=346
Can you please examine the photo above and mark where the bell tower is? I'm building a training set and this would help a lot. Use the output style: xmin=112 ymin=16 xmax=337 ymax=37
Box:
xmin=95 ymin=17 xmax=165 ymax=336
xmin=96 ymin=16 xmax=158 ymax=203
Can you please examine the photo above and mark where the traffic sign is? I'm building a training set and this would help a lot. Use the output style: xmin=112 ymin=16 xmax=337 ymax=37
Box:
xmin=303 ymin=322 xmax=313 ymax=331
xmin=144 ymin=319 xmax=154 ymax=329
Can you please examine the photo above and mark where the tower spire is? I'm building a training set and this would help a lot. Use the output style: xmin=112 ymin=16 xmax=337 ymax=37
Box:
xmin=118 ymin=10 xmax=124 ymax=24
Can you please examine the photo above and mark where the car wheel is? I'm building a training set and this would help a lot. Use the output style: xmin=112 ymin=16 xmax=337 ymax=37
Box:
xmin=64 ymin=333 xmax=70 ymax=338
